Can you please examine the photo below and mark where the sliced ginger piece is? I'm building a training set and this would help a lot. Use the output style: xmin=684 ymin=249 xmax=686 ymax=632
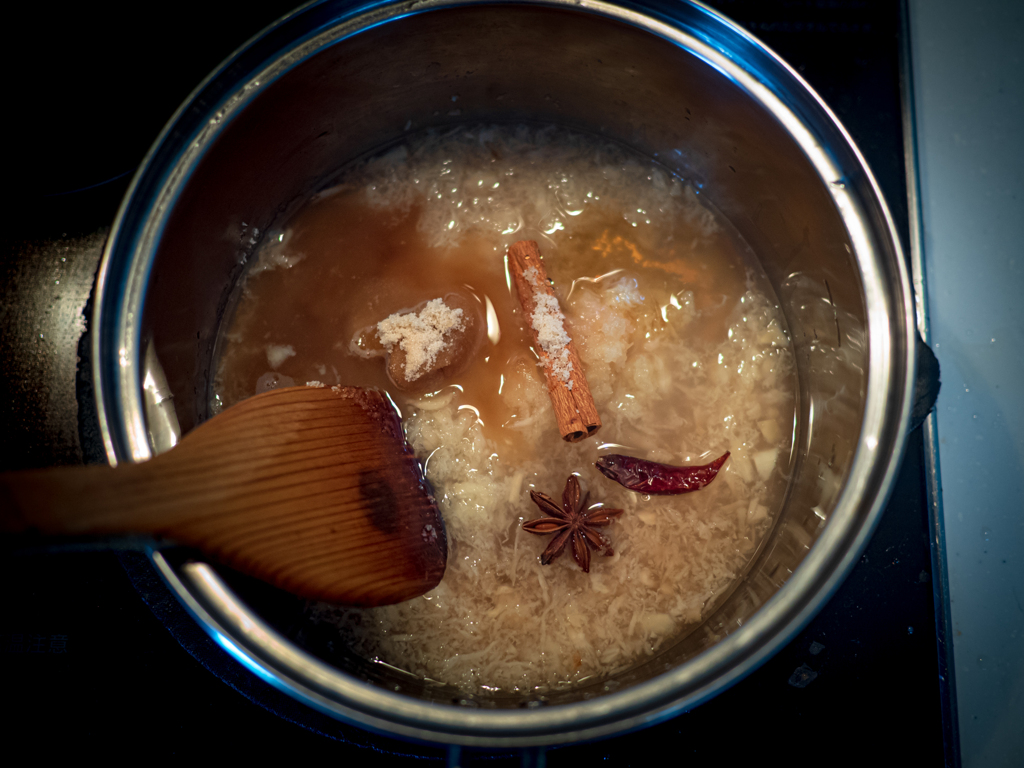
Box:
xmin=378 ymin=293 xmax=483 ymax=392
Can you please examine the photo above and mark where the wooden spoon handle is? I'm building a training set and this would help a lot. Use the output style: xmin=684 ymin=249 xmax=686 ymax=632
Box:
xmin=0 ymin=387 xmax=411 ymax=539
xmin=0 ymin=462 xmax=153 ymax=536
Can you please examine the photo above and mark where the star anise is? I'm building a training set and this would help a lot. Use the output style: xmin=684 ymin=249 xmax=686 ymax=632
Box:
xmin=522 ymin=475 xmax=623 ymax=573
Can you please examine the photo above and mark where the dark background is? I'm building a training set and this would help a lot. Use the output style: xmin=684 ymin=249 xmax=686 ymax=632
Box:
xmin=1 ymin=1 xmax=946 ymax=763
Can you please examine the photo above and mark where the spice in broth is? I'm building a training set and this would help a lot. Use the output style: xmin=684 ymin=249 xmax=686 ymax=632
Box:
xmin=212 ymin=125 xmax=796 ymax=693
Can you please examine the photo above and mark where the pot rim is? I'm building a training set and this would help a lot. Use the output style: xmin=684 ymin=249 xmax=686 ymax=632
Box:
xmin=92 ymin=0 xmax=917 ymax=747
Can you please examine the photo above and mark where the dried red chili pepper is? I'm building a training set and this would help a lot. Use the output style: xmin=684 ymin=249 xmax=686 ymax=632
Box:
xmin=595 ymin=452 xmax=730 ymax=495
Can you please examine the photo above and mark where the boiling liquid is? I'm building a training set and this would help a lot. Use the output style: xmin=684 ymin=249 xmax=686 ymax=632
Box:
xmin=213 ymin=126 xmax=796 ymax=693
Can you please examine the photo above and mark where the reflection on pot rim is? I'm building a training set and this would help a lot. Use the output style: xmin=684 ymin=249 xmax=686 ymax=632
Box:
xmin=92 ymin=0 xmax=916 ymax=747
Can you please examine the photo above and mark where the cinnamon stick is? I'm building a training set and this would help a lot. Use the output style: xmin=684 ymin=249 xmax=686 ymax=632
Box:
xmin=507 ymin=240 xmax=601 ymax=442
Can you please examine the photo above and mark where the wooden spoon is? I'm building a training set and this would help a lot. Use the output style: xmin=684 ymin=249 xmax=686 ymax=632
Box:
xmin=0 ymin=386 xmax=447 ymax=607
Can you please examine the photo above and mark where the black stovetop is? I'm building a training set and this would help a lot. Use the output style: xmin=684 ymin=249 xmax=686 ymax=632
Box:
xmin=1 ymin=1 xmax=945 ymax=762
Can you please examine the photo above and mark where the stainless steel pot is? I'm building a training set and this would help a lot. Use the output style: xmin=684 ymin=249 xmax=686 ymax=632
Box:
xmin=93 ymin=0 xmax=921 ymax=747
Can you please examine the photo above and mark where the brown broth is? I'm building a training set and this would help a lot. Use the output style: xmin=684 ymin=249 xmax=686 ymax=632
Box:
xmin=216 ymin=191 xmax=754 ymax=455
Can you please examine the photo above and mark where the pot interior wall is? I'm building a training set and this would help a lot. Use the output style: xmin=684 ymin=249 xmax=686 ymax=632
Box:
xmin=141 ymin=5 xmax=867 ymax=705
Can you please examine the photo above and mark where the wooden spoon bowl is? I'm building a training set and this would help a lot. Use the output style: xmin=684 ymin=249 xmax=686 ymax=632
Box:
xmin=0 ymin=386 xmax=447 ymax=606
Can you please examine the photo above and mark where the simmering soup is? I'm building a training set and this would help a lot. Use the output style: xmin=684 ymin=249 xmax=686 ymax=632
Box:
xmin=213 ymin=125 xmax=796 ymax=693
